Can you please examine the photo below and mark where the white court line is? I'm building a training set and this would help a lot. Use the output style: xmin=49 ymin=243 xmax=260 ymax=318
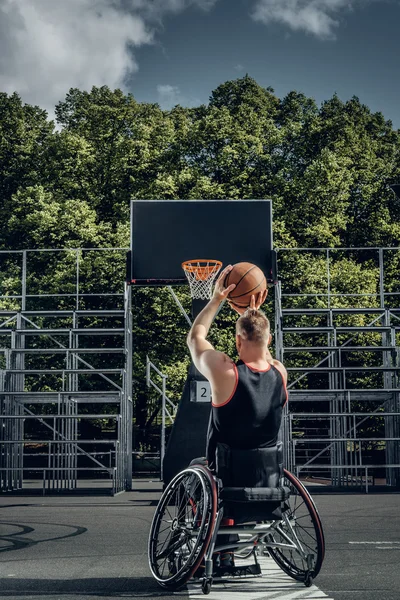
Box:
xmin=349 ymin=541 xmax=400 ymax=550
xmin=187 ymin=555 xmax=334 ymax=600
xmin=349 ymin=541 xmax=400 ymax=544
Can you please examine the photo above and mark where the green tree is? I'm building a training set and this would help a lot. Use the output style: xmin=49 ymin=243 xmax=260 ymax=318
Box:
xmin=0 ymin=92 xmax=54 ymax=245
xmin=55 ymin=86 xmax=175 ymax=221
xmin=1 ymin=78 xmax=400 ymax=443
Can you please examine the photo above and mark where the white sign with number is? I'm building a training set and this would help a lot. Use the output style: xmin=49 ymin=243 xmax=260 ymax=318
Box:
xmin=195 ymin=381 xmax=211 ymax=403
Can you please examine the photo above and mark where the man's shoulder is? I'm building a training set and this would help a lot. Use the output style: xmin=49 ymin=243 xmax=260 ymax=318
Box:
xmin=205 ymin=352 xmax=237 ymax=404
xmin=200 ymin=350 xmax=236 ymax=378
xmin=270 ymin=359 xmax=287 ymax=382
xmin=202 ymin=349 xmax=234 ymax=369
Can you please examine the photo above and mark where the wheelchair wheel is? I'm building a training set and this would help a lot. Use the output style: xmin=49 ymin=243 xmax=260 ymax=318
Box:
xmin=148 ymin=466 xmax=217 ymax=589
xmin=267 ymin=469 xmax=325 ymax=582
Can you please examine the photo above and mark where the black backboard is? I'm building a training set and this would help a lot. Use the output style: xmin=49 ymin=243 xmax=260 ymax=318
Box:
xmin=129 ymin=199 xmax=274 ymax=284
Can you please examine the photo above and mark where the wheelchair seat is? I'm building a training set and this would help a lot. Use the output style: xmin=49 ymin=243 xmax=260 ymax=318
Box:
xmin=216 ymin=442 xmax=290 ymax=522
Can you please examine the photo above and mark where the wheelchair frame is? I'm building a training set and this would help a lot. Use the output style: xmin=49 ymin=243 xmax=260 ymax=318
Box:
xmin=148 ymin=463 xmax=325 ymax=595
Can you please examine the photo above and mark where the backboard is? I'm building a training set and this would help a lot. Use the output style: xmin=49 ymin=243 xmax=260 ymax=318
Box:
xmin=128 ymin=199 xmax=275 ymax=284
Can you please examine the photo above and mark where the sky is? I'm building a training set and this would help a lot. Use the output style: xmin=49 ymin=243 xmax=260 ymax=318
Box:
xmin=0 ymin=0 xmax=399 ymax=128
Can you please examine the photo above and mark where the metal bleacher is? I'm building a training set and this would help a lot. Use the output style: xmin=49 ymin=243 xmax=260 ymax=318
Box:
xmin=0 ymin=249 xmax=132 ymax=494
xmin=276 ymin=248 xmax=400 ymax=491
xmin=2 ymin=246 xmax=399 ymax=494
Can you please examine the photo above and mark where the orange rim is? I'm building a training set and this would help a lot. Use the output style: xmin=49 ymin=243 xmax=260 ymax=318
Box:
xmin=182 ymin=259 xmax=222 ymax=281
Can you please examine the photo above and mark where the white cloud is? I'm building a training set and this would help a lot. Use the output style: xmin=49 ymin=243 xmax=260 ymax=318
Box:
xmin=156 ymin=84 xmax=200 ymax=109
xmin=0 ymin=0 xmax=219 ymax=119
xmin=157 ymin=84 xmax=182 ymax=108
xmin=144 ymin=0 xmax=218 ymax=14
xmin=234 ymin=63 xmax=245 ymax=71
xmin=251 ymin=0 xmax=366 ymax=39
xmin=126 ymin=0 xmax=218 ymax=15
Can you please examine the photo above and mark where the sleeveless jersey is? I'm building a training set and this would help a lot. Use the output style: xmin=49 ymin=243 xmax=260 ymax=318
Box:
xmin=207 ymin=360 xmax=287 ymax=460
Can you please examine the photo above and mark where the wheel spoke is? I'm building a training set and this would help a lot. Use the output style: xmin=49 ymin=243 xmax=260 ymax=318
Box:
xmin=155 ymin=527 xmax=174 ymax=556
xmin=296 ymin=525 xmax=318 ymax=544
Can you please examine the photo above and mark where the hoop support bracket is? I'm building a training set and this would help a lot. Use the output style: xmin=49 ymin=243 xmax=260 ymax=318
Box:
xmin=168 ymin=286 xmax=192 ymax=327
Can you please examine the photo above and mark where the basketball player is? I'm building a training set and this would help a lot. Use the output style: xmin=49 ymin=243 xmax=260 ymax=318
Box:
xmin=187 ymin=264 xmax=288 ymax=571
xmin=187 ymin=264 xmax=288 ymax=462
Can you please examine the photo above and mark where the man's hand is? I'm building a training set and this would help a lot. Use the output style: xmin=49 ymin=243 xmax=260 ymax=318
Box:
xmin=228 ymin=288 xmax=268 ymax=315
xmin=212 ymin=265 xmax=236 ymax=303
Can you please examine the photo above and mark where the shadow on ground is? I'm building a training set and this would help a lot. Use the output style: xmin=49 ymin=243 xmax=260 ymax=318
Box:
xmin=0 ymin=521 xmax=87 ymax=553
xmin=0 ymin=577 xmax=175 ymax=597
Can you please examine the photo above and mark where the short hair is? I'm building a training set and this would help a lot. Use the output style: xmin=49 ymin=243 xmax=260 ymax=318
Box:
xmin=236 ymin=309 xmax=270 ymax=345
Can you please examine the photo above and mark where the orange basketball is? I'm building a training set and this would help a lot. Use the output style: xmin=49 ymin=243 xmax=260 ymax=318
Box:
xmin=224 ymin=262 xmax=267 ymax=308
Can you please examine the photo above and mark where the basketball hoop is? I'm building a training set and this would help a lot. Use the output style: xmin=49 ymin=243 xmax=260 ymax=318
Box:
xmin=182 ymin=259 xmax=223 ymax=300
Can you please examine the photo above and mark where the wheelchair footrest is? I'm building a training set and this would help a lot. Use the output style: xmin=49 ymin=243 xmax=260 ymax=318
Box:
xmin=214 ymin=562 xmax=261 ymax=577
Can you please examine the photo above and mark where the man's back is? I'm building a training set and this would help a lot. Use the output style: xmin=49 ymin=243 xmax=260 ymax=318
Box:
xmin=211 ymin=359 xmax=287 ymax=450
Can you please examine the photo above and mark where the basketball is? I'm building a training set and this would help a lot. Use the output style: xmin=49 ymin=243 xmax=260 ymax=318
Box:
xmin=224 ymin=262 xmax=267 ymax=308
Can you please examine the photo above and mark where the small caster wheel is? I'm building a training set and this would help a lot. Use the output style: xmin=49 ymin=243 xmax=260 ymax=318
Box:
xmin=202 ymin=577 xmax=212 ymax=595
xmin=304 ymin=572 xmax=313 ymax=587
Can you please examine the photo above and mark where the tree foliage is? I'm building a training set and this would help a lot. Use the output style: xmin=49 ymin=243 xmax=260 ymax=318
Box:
xmin=1 ymin=77 xmax=400 ymax=439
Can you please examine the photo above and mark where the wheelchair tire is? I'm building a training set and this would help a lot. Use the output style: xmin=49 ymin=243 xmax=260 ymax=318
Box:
xmin=266 ymin=469 xmax=325 ymax=582
xmin=148 ymin=466 xmax=217 ymax=589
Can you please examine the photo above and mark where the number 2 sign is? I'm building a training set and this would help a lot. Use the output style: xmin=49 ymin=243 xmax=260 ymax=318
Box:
xmin=195 ymin=381 xmax=211 ymax=403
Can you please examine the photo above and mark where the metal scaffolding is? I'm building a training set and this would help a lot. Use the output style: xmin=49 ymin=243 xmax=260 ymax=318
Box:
xmin=276 ymin=247 xmax=400 ymax=491
xmin=133 ymin=246 xmax=400 ymax=491
xmin=0 ymin=248 xmax=132 ymax=494
xmin=145 ymin=356 xmax=178 ymax=480
xmin=1 ymin=245 xmax=399 ymax=494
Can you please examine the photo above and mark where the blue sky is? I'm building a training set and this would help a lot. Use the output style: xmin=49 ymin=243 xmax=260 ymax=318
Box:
xmin=0 ymin=0 xmax=399 ymax=128
xmin=133 ymin=0 xmax=400 ymax=127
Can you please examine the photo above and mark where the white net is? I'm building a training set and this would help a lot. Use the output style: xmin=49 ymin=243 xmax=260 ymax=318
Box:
xmin=182 ymin=260 xmax=222 ymax=300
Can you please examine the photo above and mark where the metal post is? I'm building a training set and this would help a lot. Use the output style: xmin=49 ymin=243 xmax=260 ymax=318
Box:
xmin=22 ymin=251 xmax=27 ymax=312
xmin=76 ymin=250 xmax=80 ymax=311
xmin=379 ymin=248 xmax=385 ymax=310
xmin=124 ymin=282 xmax=133 ymax=491
xmin=327 ymin=249 xmax=331 ymax=310
xmin=160 ymin=375 xmax=167 ymax=481
xmin=146 ymin=355 xmax=151 ymax=387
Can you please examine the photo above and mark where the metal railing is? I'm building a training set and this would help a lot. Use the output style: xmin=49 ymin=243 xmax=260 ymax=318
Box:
xmin=2 ymin=245 xmax=399 ymax=492
xmin=277 ymin=247 xmax=400 ymax=490
xmin=145 ymin=356 xmax=178 ymax=479
xmin=0 ymin=248 xmax=132 ymax=494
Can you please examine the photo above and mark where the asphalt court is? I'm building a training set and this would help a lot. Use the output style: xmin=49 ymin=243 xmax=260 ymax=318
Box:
xmin=0 ymin=481 xmax=399 ymax=600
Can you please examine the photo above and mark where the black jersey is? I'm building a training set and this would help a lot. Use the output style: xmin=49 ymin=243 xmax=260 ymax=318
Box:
xmin=206 ymin=359 xmax=287 ymax=466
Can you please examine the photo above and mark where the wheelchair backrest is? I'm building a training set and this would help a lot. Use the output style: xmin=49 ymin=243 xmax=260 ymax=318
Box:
xmin=215 ymin=442 xmax=283 ymax=489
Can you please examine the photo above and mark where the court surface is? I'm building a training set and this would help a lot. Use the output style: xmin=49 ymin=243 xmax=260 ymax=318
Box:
xmin=0 ymin=480 xmax=399 ymax=600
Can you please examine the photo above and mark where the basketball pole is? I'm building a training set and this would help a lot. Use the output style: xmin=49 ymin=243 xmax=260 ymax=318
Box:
xmin=162 ymin=296 xmax=214 ymax=485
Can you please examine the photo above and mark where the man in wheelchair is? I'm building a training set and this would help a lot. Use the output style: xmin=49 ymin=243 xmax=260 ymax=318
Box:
xmin=186 ymin=266 xmax=286 ymax=571
xmin=148 ymin=266 xmax=324 ymax=593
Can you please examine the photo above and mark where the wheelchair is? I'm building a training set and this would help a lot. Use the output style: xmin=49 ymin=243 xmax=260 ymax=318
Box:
xmin=148 ymin=443 xmax=325 ymax=595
